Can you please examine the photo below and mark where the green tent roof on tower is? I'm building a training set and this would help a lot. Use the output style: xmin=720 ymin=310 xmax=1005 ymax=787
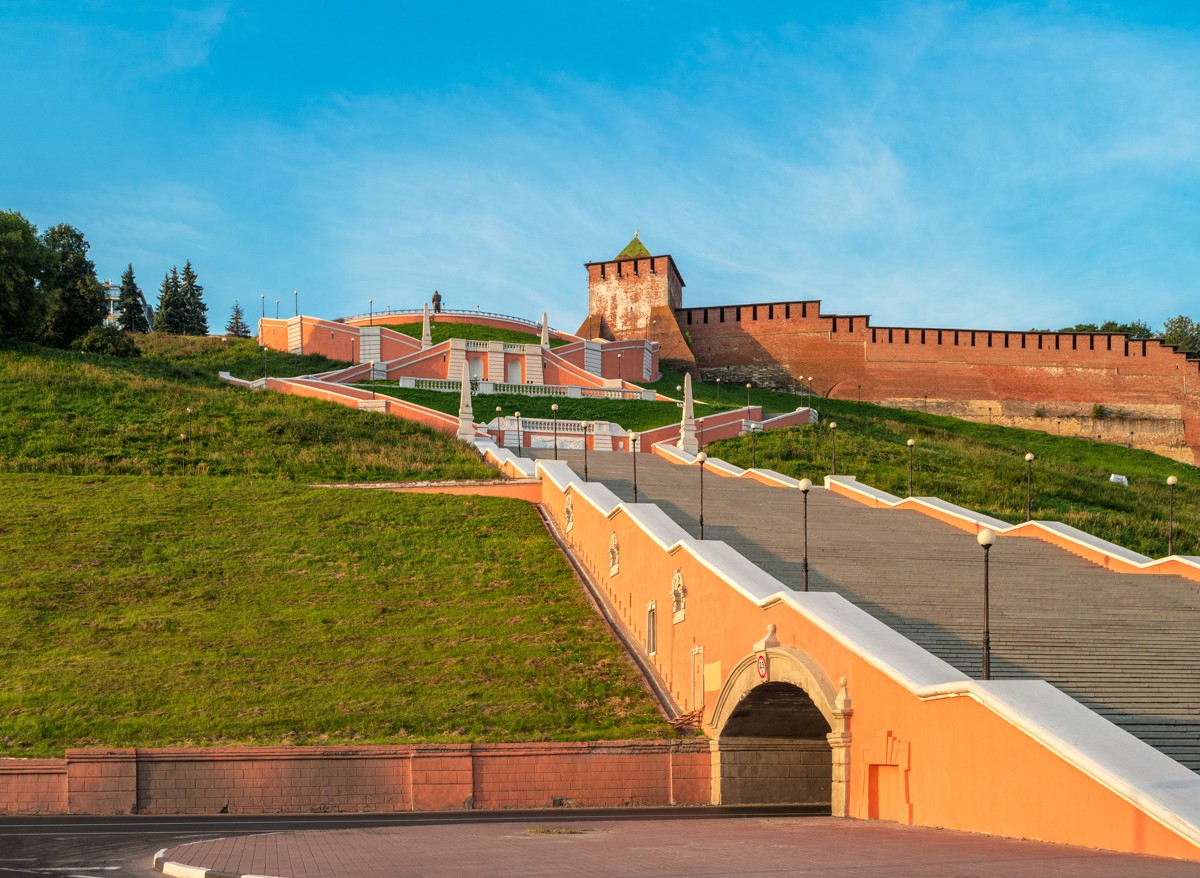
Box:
xmin=616 ymin=235 xmax=652 ymax=260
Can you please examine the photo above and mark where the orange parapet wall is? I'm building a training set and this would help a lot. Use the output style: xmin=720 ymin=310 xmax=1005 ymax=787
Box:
xmin=534 ymin=454 xmax=1200 ymax=860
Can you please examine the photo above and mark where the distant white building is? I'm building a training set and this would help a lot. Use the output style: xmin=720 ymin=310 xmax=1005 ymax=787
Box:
xmin=101 ymin=280 xmax=155 ymax=331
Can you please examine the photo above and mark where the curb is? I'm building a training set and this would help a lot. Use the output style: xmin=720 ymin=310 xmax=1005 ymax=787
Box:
xmin=154 ymin=847 xmax=283 ymax=878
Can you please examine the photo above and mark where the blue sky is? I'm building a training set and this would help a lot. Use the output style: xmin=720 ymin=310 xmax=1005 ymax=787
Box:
xmin=3 ymin=2 xmax=1199 ymax=334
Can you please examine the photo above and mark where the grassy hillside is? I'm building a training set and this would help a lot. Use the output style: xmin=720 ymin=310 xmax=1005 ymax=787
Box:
xmin=0 ymin=336 xmax=675 ymax=756
xmin=0 ymin=339 xmax=495 ymax=481
xmin=0 ymin=476 xmax=672 ymax=756
xmin=353 ymin=385 xmax=704 ymax=432
xmin=706 ymin=393 xmax=1199 ymax=559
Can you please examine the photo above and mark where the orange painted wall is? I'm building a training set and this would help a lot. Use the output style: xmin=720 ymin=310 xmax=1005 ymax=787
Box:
xmin=541 ymin=467 xmax=1200 ymax=860
xmin=388 ymin=482 xmax=541 ymax=502
xmin=266 ymin=378 xmax=460 ymax=437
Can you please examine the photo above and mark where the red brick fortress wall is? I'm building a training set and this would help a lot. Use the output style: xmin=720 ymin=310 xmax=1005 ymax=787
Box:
xmin=677 ymin=300 xmax=1200 ymax=463
xmin=0 ymin=741 xmax=710 ymax=815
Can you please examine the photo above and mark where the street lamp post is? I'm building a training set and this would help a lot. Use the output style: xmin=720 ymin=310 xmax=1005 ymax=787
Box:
xmin=1025 ymin=452 xmax=1035 ymax=521
xmin=551 ymin=404 xmax=559 ymax=460
xmin=830 ymin=421 xmax=839 ymax=476
xmin=716 ymin=377 xmax=722 ymax=403
xmin=369 ymin=297 xmax=373 ymax=324
xmin=907 ymin=438 xmax=916 ymax=497
xmin=294 ymin=289 xmax=298 ymax=317
xmin=799 ymin=478 xmax=812 ymax=591
xmin=745 ymin=382 xmax=752 ymax=408
xmin=275 ymin=299 xmax=280 ymax=319
xmin=581 ymin=421 xmax=590 ymax=481
xmin=1168 ymin=475 xmax=1178 ymax=555
xmin=514 ymin=411 xmax=522 ymax=457
xmin=617 ymin=351 xmax=623 ymax=378
xmin=370 ymin=361 xmax=376 ymax=399
xmin=978 ymin=528 xmax=996 ymax=680
xmin=630 ymin=432 xmax=640 ymax=502
xmin=260 ymin=293 xmax=265 ymax=342
xmin=495 ymin=406 xmax=502 ymax=446
xmin=696 ymin=451 xmax=708 ymax=539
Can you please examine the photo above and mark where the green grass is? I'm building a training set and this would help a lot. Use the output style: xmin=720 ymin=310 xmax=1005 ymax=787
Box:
xmin=384 ymin=320 xmax=570 ymax=348
xmin=353 ymin=385 xmax=713 ymax=432
xmin=648 ymin=367 xmax=809 ymax=416
xmin=706 ymin=394 xmax=1200 ymax=558
xmin=0 ymin=475 xmax=673 ymax=757
xmin=0 ymin=339 xmax=496 ymax=481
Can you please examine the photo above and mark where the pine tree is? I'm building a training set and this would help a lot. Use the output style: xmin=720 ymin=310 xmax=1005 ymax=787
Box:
xmin=179 ymin=260 xmax=208 ymax=335
xmin=116 ymin=263 xmax=150 ymax=333
xmin=39 ymin=224 xmax=105 ymax=347
xmin=155 ymin=267 xmax=186 ymax=334
xmin=225 ymin=302 xmax=251 ymax=338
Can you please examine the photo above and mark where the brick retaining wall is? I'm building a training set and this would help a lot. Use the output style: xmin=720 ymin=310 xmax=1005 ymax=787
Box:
xmin=0 ymin=740 xmax=710 ymax=815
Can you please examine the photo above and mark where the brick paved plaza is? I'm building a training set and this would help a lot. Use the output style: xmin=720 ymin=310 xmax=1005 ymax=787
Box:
xmin=157 ymin=815 xmax=1200 ymax=877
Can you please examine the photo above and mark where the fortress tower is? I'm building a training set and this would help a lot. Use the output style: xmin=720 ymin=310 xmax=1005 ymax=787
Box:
xmin=576 ymin=235 xmax=1200 ymax=462
xmin=576 ymin=235 xmax=696 ymax=371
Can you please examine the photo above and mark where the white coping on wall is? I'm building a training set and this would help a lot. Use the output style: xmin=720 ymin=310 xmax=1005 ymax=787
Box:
xmin=823 ymin=475 xmax=1200 ymax=573
xmin=218 ymin=372 xmax=255 ymax=389
xmin=532 ymin=455 xmax=1200 ymax=850
xmin=650 ymin=447 xmax=1200 ymax=577
xmin=473 ymin=438 xmax=538 ymax=478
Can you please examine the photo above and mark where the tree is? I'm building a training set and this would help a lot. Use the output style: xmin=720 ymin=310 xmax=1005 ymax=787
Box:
xmin=77 ymin=324 xmax=140 ymax=358
xmin=116 ymin=263 xmax=150 ymax=333
xmin=1056 ymin=320 xmax=1154 ymax=338
xmin=179 ymin=260 xmax=208 ymax=335
xmin=1099 ymin=320 xmax=1153 ymax=338
xmin=39 ymin=224 xmax=105 ymax=348
xmin=0 ymin=210 xmax=50 ymax=339
xmin=225 ymin=302 xmax=251 ymax=338
xmin=1161 ymin=315 xmax=1200 ymax=353
xmin=155 ymin=267 xmax=186 ymax=334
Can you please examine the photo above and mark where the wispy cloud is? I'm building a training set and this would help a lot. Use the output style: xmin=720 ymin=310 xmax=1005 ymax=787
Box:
xmin=28 ymin=3 xmax=1200 ymax=333
xmin=152 ymin=3 xmax=231 ymax=73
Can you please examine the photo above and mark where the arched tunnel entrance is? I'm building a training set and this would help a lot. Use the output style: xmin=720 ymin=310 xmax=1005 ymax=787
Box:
xmin=718 ymin=681 xmax=833 ymax=806
xmin=708 ymin=638 xmax=851 ymax=813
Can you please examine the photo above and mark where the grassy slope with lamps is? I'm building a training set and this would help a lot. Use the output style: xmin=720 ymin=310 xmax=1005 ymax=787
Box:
xmin=0 ymin=338 xmax=674 ymax=757
xmin=364 ymin=359 xmax=1197 ymax=558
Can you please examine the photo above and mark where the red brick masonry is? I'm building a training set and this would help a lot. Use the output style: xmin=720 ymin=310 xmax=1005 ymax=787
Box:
xmin=0 ymin=740 xmax=710 ymax=815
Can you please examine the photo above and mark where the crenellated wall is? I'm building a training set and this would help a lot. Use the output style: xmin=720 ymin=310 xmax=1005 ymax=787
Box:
xmin=676 ymin=300 xmax=1200 ymax=463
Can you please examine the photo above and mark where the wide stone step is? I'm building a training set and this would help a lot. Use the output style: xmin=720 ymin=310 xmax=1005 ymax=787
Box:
xmin=534 ymin=449 xmax=1200 ymax=772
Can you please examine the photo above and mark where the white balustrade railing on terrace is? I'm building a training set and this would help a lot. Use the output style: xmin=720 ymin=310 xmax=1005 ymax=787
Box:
xmin=390 ymin=377 xmax=655 ymax=400
xmin=493 ymin=382 xmax=563 ymax=396
xmin=494 ymin=417 xmax=621 ymax=434
xmin=343 ymin=307 xmax=567 ymax=335
xmin=411 ymin=378 xmax=460 ymax=392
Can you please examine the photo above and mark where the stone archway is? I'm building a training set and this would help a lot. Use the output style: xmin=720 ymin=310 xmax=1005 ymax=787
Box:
xmin=707 ymin=626 xmax=852 ymax=815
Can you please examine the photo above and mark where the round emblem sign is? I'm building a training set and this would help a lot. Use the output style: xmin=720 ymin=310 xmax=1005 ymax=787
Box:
xmin=756 ymin=653 xmax=767 ymax=680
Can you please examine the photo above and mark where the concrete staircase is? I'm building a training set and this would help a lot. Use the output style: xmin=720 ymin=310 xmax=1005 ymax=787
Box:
xmin=534 ymin=450 xmax=1200 ymax=773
